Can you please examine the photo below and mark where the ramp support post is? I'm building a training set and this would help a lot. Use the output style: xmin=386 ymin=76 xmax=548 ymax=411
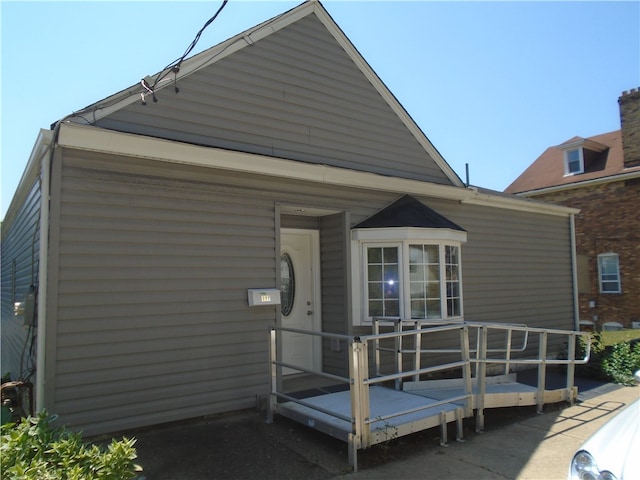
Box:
xmin=439 ymin=411 xmax=448 ymax=446
xmin=537 ymin=331 xmax=548 ymax=414
xmin=266 ymin=328 xmax=278 ymax=423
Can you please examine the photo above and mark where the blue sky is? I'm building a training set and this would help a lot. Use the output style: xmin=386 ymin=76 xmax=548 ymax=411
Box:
xmin=2 ymin=1 xmax=639 ymax=219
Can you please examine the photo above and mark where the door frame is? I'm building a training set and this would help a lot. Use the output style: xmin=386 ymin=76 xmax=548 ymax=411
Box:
xmin=279 ymin=228 xmax=322 ymax=373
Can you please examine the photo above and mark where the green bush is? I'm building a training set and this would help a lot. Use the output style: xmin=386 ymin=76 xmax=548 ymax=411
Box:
xmin=576 ymin=332 xmax=640 ymax=386
xmin=602 ymin=341 xmax=640 ymax=386
xmin=0 ymin=411 xmax=143 ymax=480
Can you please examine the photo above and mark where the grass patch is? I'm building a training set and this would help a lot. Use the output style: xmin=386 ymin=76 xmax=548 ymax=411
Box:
xmin=600 ymin=329 xmax=640 ymax=346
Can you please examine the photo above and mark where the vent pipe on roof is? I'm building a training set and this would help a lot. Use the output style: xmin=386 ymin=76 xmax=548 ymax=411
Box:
xmin=465 ymin=163 xmax=470 ymax=187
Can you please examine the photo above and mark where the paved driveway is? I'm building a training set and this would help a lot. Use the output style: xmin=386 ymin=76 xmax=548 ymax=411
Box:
xmin=130 ymin=379 xmax=638 ymax=479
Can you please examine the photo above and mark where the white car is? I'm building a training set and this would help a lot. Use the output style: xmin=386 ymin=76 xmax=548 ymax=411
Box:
xmin=569 ymin=371 xmax=640 ymax=480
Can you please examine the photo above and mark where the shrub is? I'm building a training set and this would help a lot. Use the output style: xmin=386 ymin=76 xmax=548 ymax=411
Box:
xmin=0 ymin=411 xmax=143 ymax=480
xmin=576 ymin=332 xmax=640 ymax=386
xmin=601 ymin=341 xmax=640 ymax=386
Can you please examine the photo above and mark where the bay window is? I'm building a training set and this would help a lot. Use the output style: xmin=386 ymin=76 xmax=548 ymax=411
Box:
xmin=352 ymin=227 xmax=466 ymax=325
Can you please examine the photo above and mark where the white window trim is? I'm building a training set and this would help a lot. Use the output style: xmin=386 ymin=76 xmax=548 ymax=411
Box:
xmin=563 ymin=147 xmax=584 ymax=176
xmin=351 ymin=227 xmax=467 ymax=326
xmin=597 ymin=252 xmax=622 ymax=294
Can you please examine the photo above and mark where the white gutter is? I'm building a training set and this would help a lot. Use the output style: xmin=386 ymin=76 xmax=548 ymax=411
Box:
xmin=570 ymin=213 xmax=580 ymax=331
xmin=36 ymin=136 xmax=52 ymax=411
xmin=515 ymin=169 xmax=640 ymax=197
xmin=57 ymin=122 xmax=578 ymax=217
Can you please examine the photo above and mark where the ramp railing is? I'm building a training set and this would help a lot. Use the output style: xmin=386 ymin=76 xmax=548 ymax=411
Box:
xmin=268 ymin=324 xmax=473 ymax=470
xmin=370 ymin=319 xmax=592 ymax=430
xmin=267 ymin=322 xmax=591 ymax=470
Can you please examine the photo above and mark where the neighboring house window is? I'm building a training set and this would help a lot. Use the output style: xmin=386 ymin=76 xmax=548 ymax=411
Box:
xmin=352 ymin=227 xmax=467 ymax=324
xmin=598 ymin=253 xmax=621 ymax=293
xmin=564 ymin=148 xmax=583 ymax=175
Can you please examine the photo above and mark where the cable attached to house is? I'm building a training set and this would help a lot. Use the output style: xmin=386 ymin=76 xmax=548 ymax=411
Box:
xmin=149 ymin=0 xmax=229 ymax=94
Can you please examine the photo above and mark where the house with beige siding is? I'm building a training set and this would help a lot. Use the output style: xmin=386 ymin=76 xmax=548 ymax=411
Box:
xmin=1 ymin=1 xmax=579 ymax=436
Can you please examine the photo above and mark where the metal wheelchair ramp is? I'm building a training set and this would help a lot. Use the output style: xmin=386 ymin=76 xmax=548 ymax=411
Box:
xmin=266 ymin=321 xmax=591 ymax=472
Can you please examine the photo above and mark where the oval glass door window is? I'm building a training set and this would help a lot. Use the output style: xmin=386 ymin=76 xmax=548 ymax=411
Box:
xmin=280 ymin=253 xmax=295 ymax=316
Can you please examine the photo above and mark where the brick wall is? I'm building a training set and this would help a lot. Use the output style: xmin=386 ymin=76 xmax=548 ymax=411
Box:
xmin=619 ymin=89 xmax=640 ymax=168
xmin=535 ymin=179 xmax=640 ymax=328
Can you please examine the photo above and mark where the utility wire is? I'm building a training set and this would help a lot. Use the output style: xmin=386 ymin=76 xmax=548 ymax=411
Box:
xmin=153 ymin=0 xmax=229 ymax=88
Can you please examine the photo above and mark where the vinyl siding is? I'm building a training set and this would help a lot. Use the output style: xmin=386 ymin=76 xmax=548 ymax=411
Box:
xmin=423 ymin=197 xmax=575 ymax=330
xmin=48 ymin=149 xmax=386 ymax=435
xmin=0 ymin=178 xmax=41 ymax=381
xmin=320 ymin=213 xmax=351 ymax=376
xmin=48 ymin=148 xmax=574 ymax=434
xmin=95 ymin=14 xmax=451 ymax=185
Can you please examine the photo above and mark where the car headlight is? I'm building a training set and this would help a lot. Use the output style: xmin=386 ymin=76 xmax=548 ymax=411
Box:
xmin=570 ymin=451 xmax=618 ymax=480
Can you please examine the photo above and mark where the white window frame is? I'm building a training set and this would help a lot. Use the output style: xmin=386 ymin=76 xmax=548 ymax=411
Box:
xmin=351 ymin=227 xmax=467 ymax=325
xmin=563 ymin=147 xmax=584 ymax=176
xmin=597 ymin=252 xmax=621 ymax=294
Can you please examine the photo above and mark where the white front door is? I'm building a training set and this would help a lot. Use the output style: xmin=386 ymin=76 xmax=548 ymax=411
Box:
xmin=280 ymin=229 xmax=321 ymax=374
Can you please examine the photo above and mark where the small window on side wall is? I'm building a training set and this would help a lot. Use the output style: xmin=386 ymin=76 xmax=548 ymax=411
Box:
xmin=598 ymin=253 xmax=621 ymax=294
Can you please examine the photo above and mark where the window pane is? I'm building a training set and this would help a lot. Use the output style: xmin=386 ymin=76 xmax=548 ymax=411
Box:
xmin=383 ymin=247 xmax=398 ymax=263
xmin=409 ymin=244 xmax=443 ymax=320
xmin=410 ymin=264 xmax=424 ymax=282
xmin=598 ymin=254 xmax=620 ymax=293
xmin=444 ymin=246 xmax=462 ymax=317
xmin=368 ymin=282 xmax=383 ymax=299
xmin=425 ymin=245 xmax=438 ymax=263
xmin=385 ymin=280 xmax=399 ymax=299
xmin=368 ymin=264 xmax=382 ymax=282
xmin=567 ymin=149 xmax=581 ymax=173
xmin=447 ymin=298 xmax=461 ymax=317
xmin=426 ymin=300 xmax=441 ymax=319
xmin=385 ymin=300 xmax=399 ymax=316
xmin=280 ymin=253 xmax=295 ymax=317
xmin=411 ymin=300 xmax=426 ymax=318
xmin=410 ymin=282 xmax=425 ymax=299
xmin=369 ymin=300 xmax=383 ymax=317
xmin=367 ymin=246 xmax=400 ymax=317
xmin=384 ymin=265 xmax=399 ymax=283
xmin=409 ymin=245 xmax=424 ymax=264
xmin=368 ymin=247 xmax=382 ymax=263
xmin=427 ymin=283 xmax=440 ymax=299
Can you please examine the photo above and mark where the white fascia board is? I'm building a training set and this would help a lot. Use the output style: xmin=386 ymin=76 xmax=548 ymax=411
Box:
xmin=352 ymin=227 xmax=468 ymax=243
xmin=57 ymin=122 xmax=576 ymax=217
xmin=67 ymin=3 xmax=317 ymax=125
xmin=462 ymin=192 xmax=579 ymax=216
xmin=2 ymin=129 xmax=53 ymax=226
xmin=516 ymin=170 xmax=640 ymax=197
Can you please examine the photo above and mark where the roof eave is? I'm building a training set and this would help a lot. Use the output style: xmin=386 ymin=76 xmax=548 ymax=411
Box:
xmin=2 ymin=129 xmax=53 ymax=226
xmin=57 ymin=122 xmax=578 ymax=217
xmin=514 ymin=169 xmax=640 ymax=197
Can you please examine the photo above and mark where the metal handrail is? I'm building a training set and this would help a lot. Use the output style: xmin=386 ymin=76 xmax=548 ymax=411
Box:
xmin=267 ymin=323 xmax=592 ymax=471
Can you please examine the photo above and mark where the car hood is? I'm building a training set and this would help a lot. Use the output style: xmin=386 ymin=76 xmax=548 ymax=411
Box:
xmin=580 ymin=398 xmax=640 ymax=479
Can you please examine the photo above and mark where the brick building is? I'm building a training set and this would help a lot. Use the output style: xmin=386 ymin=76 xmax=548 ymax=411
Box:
xmin=506 ymin=89 xmax=640 ymax=329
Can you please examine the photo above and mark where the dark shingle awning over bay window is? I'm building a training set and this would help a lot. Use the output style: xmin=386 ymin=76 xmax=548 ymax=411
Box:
xmin=353 ymin=195 xmax=466 ymax=231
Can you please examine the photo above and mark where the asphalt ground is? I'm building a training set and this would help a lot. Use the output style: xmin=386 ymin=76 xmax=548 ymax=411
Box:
xmin=123 ymin=374 xmax=637 ymax=480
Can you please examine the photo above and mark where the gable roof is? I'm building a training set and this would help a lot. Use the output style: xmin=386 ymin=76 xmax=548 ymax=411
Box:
xmin=505 ymin=130 xmax=640 ymax=194
xmin=353 ymin=195 xmax=465 ymax=231
xmin=61 ymin=0 xmax=463 ymax=187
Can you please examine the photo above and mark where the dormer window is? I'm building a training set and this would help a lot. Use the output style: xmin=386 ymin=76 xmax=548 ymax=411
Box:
xmin=559 ymin=137 xmax=608 ymax=177
xmin=564 ymin=148 xmax=584 ymax=175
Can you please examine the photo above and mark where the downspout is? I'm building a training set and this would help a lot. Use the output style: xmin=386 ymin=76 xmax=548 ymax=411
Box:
xmin=570 ymin=213 xmax=580 ymax=331
xmin=35 ymin=140 xmax=52 ymax=411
